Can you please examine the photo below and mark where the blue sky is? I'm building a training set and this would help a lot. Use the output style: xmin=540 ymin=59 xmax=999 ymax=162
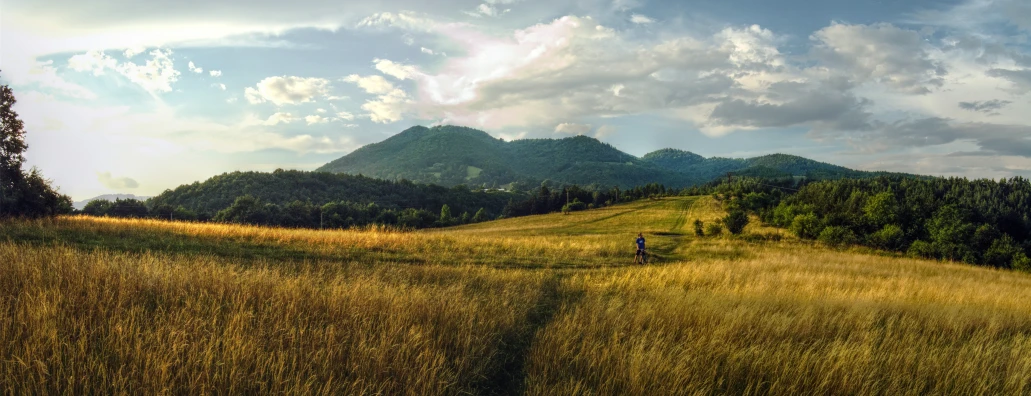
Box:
xmin=2 ymin=0 xmax=1030 ymax=200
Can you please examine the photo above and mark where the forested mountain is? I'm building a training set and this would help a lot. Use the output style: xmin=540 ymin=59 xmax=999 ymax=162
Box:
xmin=317 ymin=125 xmax=696 ymax=188
xmin=318 ymin=125 xmax=898 ymax=188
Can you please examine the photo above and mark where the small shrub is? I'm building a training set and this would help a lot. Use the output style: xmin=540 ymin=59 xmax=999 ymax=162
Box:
xmin=907 ymin=240 xmax=937 ymax=259
xmin=705 ymin=223 xmax=723 ymax=236
xmin=1013 ymin=252 xmax=1031 ymax=272
xmin=693 ymin=219 xmax=704 ymax=236
xmin=867 ymin=224 xmax=905 ymax=251
xmin=818 ymin=226 xmax=857 ymax=247
xmin=723 ymin=210 xmax=749 ymax=235
xmin=789 ymin=214 xmax=822 ymax=239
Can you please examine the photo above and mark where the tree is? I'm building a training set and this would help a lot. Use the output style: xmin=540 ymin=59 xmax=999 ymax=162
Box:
xmin=723 ymin=209 xmax=749 ymax=235
xmin=0 ymin=76 xmax=71 ymax=217
xmin=439 ymin=204 xmax=453 ymax=226
xmin=472 ymin=208 xmax=488 ymax=223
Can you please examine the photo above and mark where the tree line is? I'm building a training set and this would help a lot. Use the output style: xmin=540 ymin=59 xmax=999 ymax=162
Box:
xmin=705 ymin=175 xmax=1031 ymax=270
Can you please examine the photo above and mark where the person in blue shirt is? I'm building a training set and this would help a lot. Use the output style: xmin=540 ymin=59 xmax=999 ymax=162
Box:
xmin=634 ymin=233 xmax=647 ymax=264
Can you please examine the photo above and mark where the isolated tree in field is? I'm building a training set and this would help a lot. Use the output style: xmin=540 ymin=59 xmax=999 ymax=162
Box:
xmin=0 ymin=74 xmax=72 ymax=217
xmin=723 ymin=209 xmax=749 ymax=234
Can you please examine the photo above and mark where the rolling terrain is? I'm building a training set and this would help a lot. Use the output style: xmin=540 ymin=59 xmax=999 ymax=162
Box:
xmin=316 ymin=125 xmax=902 ymax=188
xmin=3 ymin=197 xmax=1031 ymax=394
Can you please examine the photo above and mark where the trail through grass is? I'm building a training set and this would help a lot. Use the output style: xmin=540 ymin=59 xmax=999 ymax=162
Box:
xmin=4 ymin=196 xmax=1031 ymax=395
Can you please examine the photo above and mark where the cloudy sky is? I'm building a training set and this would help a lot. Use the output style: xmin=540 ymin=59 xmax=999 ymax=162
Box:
xmin=3 ymin=0 xmax=1030 ymax=200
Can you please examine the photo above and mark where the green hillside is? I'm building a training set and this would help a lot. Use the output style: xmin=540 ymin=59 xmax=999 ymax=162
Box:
xmin=318 ymin=125 xmax=895 ymax=188
xmin=147 ymin=169 xmax=516 ymax=219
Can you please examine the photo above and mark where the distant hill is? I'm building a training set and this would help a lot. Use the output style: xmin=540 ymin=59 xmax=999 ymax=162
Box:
xmin=147 ymin=169 xmax=516 ymax=219
xmin=317 ymin=125 xmax=900 ymax=187
xmin=318 ymin=125 xmax=698 ymax=188
xmin=73 ymin=194 xmax=151 ymax=210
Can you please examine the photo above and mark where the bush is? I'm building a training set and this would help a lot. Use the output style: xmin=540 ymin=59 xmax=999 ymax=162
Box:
xmin=693 ymin=219 xmax=704 ymax=237
xmin=561 ymin=199 xmax=587 ymax=214
xmin=1013 ymin=253 xmax=1031 ymax=272
xmin=984 ymin=235 xmax=1021 ymax=267
xmin=867 ymin=224 xmax=905 ymax=251
xmin=705 ymin=223 xmax=723 ymax=236
xmin=908 ymin=240 xmax=937 ymax=259
xmin=722 ymin=210 xmax=749 ymax=235
xmin=818 ymin=226 xmax=858 ymax=247
xmin=790 ymin=214 xmax=822 ymax=239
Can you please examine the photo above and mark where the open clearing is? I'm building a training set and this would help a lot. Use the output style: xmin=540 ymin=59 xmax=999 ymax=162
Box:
xmin=4 ymin=196 xmax=1031 ymax=394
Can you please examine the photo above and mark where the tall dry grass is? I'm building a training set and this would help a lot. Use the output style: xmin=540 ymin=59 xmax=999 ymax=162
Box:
xmin=524 ymin=242 xmax=1031 ymax=395
xmin=4 ymin=196 xmax=1031 ymax=394
xmin=0 ymin=243 xmax=548 ymax=394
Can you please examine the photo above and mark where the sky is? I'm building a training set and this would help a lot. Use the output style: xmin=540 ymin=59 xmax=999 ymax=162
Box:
xmin=2 ymin=0 xmax=1030 ymax=200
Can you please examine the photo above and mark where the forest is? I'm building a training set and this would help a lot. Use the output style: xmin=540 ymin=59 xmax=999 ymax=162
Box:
xmin=702 ymin=175 xmax=1031 ymax=269
xmin=78 ymin=170 xmax=679 ymax=229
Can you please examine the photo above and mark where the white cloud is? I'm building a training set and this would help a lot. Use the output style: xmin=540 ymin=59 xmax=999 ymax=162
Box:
xmin=305 ymin=115 xmax=329 ymax=125
xmin=97 ymin=171 xmax=139 ymax=189
xmin=244 ymin=76 xmax=331 ymax=105
xmin=342 ymin=74 xmax=395 ymax=94
xmin=362 ymin=89 xmax=411 ymax=123
xmin=263 ymin=112 xmax=296 ymax=125
xmin=123 ymin=46 xmax=146 ymax=58
xmin=811 ymin=23 xmax=946 ymax=94
xmin=595 ymin=125 xmax=617 ymax=139
xmin=68 ymin=50 xmax=117 ymax=75
xmin=336 ymin=111 xmax=355 ymax=120
xmin=374 ymin=58 xmax=418 ymax=80
xmin=630 ymin=14 xmax=654 ymax=24
xmin=68 ymin=49 xmax=181 ymax=93
xmin=316 ymin=108 xmax=327 ymax=113
xmin=209 ymin=70 xmax=222 ymax=77
xmin=465 ymin=3 xmax=510 ymax=18
xmin=554 ymin=122 xmax=593 ymax=135
xmin=188 ymin=61 xmax=203 ymax=73
xmin=421 ymin=47 xmax=436 ymax=55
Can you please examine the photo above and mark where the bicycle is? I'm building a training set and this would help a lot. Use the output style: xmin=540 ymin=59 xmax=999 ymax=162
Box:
xmin=634 ymin=249 xmax=648 ymax=265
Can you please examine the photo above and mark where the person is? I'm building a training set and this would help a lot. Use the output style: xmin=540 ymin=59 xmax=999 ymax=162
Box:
xmin=634 ymin=233 xmax=647 ymax=264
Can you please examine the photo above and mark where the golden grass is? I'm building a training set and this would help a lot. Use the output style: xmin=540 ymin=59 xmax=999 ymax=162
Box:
xmin=4 ymin=196 xmax=1031 ymax=395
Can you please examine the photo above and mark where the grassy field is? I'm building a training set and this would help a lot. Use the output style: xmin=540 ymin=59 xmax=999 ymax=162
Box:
xmin=4 ymin=196 xmax=1031 ymax=394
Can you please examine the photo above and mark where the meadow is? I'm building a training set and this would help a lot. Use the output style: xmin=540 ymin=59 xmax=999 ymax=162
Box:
xmin=3 ymin=196 xmax=1031 ymax=395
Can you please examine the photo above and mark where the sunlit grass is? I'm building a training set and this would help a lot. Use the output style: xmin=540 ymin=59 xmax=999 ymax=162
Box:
xmin=4 ymin=196 xmax=1031 ymax=394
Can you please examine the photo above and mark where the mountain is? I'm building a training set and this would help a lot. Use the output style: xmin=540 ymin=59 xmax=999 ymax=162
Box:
xmin=317 ymin=125 xmax=699 ymax=188
xmin=73 ymin=194 xmax=151 ymax=210
xmin=317 ymin=125 xmax=900 ymax=188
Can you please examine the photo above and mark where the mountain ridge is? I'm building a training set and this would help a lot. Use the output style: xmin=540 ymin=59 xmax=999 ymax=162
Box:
xmin=317 ymin=125 xmax=905 ymax=188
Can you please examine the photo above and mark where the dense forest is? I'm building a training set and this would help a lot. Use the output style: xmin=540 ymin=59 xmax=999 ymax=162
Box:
xmin=316 ymin=125 xmax=897 ymax=188
xmin=80 ymin=169 xmax=679 ymax=229
xmin=704 ymin=175 xmax=1031 ymax=270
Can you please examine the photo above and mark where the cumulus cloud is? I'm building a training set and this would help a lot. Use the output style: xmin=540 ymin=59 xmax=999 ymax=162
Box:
xmin=810 ymin=23 xmax=947 ymax=94
xmin=342 ymin=74 xmax=395 ymax=94
xmin=361 ymin=89 xmax=411 ymax=123
xmin=409 ymin=16 xmax=780 ymax=130
xmin=959 ymin=99 xmax=1012 ymax=114
xmin=336 ymin=111 xmax=355 ymax=120
xmin=630 ymin=14 xmax=654 ymax=24
xmin=305 ymin=115 xmax=329 ymax=125
xmin=465 ymin=3 xmax=511 ymax=17
xmin=374 ymin=58 xmax=418 ymax=80
xmin=188 ymin=61 xmax=203 ymax=73
xmin=209 ymin=70 xmax=222 ymax=77
xmin=97 ymin=172 xmax=139 ymax=189
xmin=244 ymin=76 xmax=331 ymax=105
xmin=263 ymin=112 xmax=296 ymax=125
xmin=68 ymin=49 xmax=181 ymax=93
